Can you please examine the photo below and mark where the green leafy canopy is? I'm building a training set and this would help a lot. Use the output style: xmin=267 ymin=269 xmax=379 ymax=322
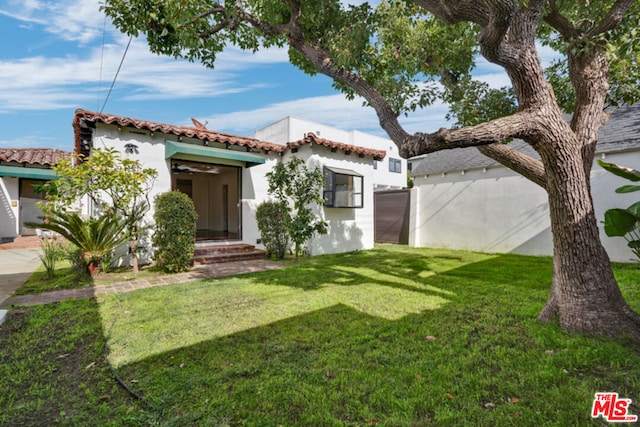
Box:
xmin=103 ymin=0 xmax=640 ymax=125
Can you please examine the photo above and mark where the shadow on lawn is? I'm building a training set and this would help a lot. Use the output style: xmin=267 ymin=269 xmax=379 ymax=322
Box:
xmin=258 ymin=246 xmax=553 ymax=298
xmin=0 ymin=298 xmax=149 ymax=425
xmin=101 ymin=248 xmax=557 ymax=369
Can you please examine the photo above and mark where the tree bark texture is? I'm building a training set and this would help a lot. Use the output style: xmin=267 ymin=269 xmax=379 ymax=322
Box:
xmin=536 ymin=125 xmax=640 ymax=341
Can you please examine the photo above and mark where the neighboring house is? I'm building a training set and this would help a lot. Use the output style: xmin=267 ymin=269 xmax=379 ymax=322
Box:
xmin=0 ymin=148 xmax=70 ymax=242
xmin=73 ymin=109 xmax=386 ymax=260
xmin=409 ymin=103 xmax=640 ymax=262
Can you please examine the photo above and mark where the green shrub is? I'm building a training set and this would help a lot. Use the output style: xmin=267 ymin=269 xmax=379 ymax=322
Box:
xmin=256 ymin=200 xmax=289 ymax=260
xmin=265 ymin=157 xmax=327 ymax=261
xmin=153 ymin=191 xmax=198 ymax=273
xmin=599 ymin=160 xmax=640 ymax=261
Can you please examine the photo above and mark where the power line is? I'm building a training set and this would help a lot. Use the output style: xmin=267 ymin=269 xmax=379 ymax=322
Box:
xmin=100 ymin=35 xmax=133 ymax=114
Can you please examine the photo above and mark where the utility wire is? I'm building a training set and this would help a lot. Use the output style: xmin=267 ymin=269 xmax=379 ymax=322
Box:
xmin=98 ymin=14 xmax=107 ymax=112
xmin=100 ymin=35 xmax=133 ymax=114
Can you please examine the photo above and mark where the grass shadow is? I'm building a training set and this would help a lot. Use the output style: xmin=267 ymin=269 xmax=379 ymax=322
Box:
xmin=0 ymin=298 xmax=149 ymax=425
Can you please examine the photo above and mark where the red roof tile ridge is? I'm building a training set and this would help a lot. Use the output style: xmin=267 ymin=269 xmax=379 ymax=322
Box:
xmin=73 ymin=109 xmax=283 ymax=153
xmin=287 ymin=132 xmax=386 ymax=159
xmin=73 ymin=110 xmax=385 ymax=159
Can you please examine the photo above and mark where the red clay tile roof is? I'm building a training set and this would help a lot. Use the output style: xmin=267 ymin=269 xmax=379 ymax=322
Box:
xmin=73 ymin=109 xmax=283 ymax=154
xmin=73 ymin=109 xmax=386 ymax=160
xmin=0 ymin=148 xmax=70 ymax=166
xmin=286 ymin=133 xmax=386 ymax=160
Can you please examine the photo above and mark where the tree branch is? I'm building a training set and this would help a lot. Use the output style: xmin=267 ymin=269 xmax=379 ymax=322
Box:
xmin=285 ymin=17 xmax=411 ymax=145
xmin=180 ymin=2 xmax=289 ymax=40
xmin=588 ymin=0 xmax=634 ymax=37
xmin=545 ymin=0 xmax=634 ymax=40
xmin=412 ymin=0 xmax=490 ymax=26
xmin=477 ymin=143 xmax=547 ymax=189
xmin=401 ymin=111 xmax=539 ymax=157
xmin=543 ymin=0 xmax=580 ymax=40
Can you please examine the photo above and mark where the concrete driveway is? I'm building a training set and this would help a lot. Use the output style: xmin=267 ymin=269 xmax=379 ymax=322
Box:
xmin=0 ymin=248 xmax=41 ymax=305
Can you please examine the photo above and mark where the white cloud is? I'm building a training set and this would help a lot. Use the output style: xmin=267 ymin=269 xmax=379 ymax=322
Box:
xmin=0 ymin=133 xmax=60 ymax=149
xmin=203 ymin=94 xmax=378 ymax=136
xmin=0 ymin=0 xmax=104 ymax=44
xmin=0 ymin=29 xmax=292 ymax=111
xmin=203 ymin=93 xmax=450 ymax=139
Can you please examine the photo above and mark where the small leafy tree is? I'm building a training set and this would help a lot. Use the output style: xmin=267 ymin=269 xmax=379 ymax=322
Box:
xmin=37 ymin=147 xmax=158 ymax=275
xmin=256 ymin=200 xmax=289 ymax=260
xmin=266 ymin=157 xmax=327 ymax=261
xmin=599 ymin=160 xmax=640 ymax=261
xmin=153 ymin=191 xmax=198 ymax=273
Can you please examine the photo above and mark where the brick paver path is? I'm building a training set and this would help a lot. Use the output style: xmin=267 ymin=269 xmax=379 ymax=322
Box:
xmin=0 ymin=260 xmax=285 ymax=308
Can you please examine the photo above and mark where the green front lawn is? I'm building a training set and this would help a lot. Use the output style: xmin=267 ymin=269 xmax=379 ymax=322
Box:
xmin=1 ymin=245 xmax=639 ymax=426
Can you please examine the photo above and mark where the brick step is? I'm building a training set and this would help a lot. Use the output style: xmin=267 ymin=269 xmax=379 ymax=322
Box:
xmin=193 ymin=242 xmax=266 ymax=265
xmin=194 ymin=243 xmax=259 ymax=255
xmin=0 ymin=235 xmax=41 ymax=250
xmin=193 ymin=249 xmax=266 ymax=265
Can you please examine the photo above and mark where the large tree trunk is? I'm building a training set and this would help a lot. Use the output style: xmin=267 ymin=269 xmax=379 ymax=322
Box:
xmin=537 ymin=135 xmax=640 ymax=341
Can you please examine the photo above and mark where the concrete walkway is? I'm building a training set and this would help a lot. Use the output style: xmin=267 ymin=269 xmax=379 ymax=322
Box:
xmin=0 ymin=248 xmax=42 ymax=324
xmin=0 ymin=259 xmax=285 ymax=309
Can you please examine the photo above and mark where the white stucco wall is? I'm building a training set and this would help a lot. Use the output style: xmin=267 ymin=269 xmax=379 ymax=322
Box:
xmin=241 ymin=154 xmax=280 ymax=247
xmin=90 ymin=124 xmax=173 ymax=264
xmin=243 ymin=145 xmax=376 ymax=255
xmin=290 ymin=146 xmax=376 ymax=255
xmin=411 ymin=150 xmax=640 ymax=262
xmin=0 ymin=177 xmax=20 ymax=239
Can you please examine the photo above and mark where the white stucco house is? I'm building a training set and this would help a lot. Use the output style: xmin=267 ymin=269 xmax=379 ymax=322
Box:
xmin=408 ymin=103 xmax=640 ymax=263
xmin=73 ymin=109 xmax=388 ymax=259
xmin=0 ymin=148 xmax=70 ymax=242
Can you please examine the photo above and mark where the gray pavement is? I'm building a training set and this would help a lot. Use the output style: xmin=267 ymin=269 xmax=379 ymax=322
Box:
xmin=0 ymin=249 xmax=41 ymax=324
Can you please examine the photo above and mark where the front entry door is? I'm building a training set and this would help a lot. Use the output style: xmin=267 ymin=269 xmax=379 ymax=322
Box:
xmin=172 ymin=161 xmax=241 ymax=241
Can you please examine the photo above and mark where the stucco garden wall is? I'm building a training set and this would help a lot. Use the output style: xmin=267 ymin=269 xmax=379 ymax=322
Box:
xmin=410 ymin=150 xmax=640 ymax=262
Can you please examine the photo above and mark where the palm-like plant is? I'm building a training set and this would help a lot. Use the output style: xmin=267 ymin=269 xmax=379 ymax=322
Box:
xmin=598 ymin=160 xmax=640 ymax=262
xmin=27 ymin=211 xmax=129 ymax=276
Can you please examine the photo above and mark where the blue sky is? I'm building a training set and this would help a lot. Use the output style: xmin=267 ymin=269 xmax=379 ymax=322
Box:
xmin=0 ymin=0 xmax=557 ymax=152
